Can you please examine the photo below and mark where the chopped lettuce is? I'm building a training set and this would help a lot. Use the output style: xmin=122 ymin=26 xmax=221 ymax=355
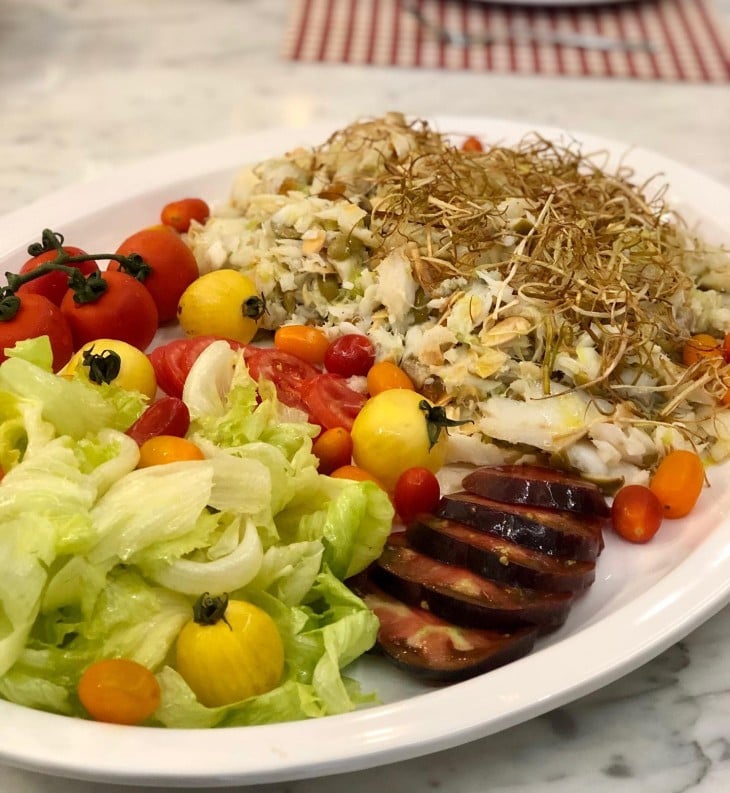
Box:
xmin=0 ymin=339 xmax=393 ymax=726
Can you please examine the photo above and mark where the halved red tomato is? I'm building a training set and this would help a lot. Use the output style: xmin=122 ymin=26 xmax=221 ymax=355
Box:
xmin=246 ymin=348 xmax=319 ymax=412
xmin=149 ymin=335 xmax=249 ymax=398
xmin=300 ymin=373 xmax=367 ymax=431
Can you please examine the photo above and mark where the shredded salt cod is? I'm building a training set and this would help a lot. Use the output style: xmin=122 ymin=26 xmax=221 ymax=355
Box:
xmin=185 ymin=112 xmax=730 ymax=489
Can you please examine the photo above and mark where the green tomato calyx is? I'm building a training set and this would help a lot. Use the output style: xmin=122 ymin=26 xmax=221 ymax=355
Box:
xmin=418 ymin=399 xmax=471 ymax=450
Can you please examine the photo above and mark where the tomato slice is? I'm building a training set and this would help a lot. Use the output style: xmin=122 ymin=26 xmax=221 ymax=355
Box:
xmin=246 ymin=348 xmax=319 ymax=412
xmin=300 ymin=373 xmax=367 ymax=431
xmin=149 ymin=335 xmax=249 ymax=398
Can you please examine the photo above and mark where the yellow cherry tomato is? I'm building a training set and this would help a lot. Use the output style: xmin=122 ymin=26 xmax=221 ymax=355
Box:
xmin=61 ymin=338 xmax=157 ymax=399
xmin=175 ymin=593 xmax=284 ymax=707
xmin=137 ymin=435 xmax=205 ymax=467
xmin=177 ymin=269 xmax=265 ymax=344
xmin=681 ymin=334 xmax=723 ymax=367
xmin=350 ymin=389 xmax=456 ymax=491
xmin=313 ymin=427 xmax=353 ymax=474
xmin=77 ymin=658 xmax=161 ymax=725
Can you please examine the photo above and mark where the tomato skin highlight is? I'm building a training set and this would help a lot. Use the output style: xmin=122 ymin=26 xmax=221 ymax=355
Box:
xmin=60 ymin=270 xmax=159 ymax=351
xmin=324 ymin=334 xmax=376 ymax=377
xmin=17 ymin=246 xmax=98 ymax=306
xmin=274 ymin=325 xmax=330 ymax=366
xmin=393 ymin=467 xmax=441 ymax=525
xmin=611 ymin=484 xmax=664 ymax=543
xmin=0 ymin=293 xmax=74 ymax=371
xmin=77 ymin=658 xmax=161 ymax=725
xmin=312 ymin=427 xmax=353 ymax=474
xmin=137 ymin=435 xmax=205 ymax=467
xmin=112 ymin=227 xmax=200 ymax=323
xmin=160 ymin=197 xmax=210 ymax=233
xmin=126 ymin=396 xmax=191 ymax=446
xmin=649 ymin=449 xmax=705 ymax=519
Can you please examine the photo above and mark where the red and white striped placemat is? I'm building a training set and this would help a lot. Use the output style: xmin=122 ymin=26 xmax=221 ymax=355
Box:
xmin=283 ymin=0 xmax=730 ymax=82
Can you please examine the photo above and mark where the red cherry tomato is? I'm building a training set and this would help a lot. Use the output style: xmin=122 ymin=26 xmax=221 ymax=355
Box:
xmin=17 ymin=246 xmax=99 ymax=306
xmin=111 ymin=227 xmax=200 ymax=323
xmin=324 ymin=334 xmax=376 ymax=377
xmin=148 ymin=335 xmax=249 ymax=398
xmin=0 ymin=292 xmax=74 ymax=371
xmin=160 ymin=198 xmax=210 ymax=233
xmin=126 ymin=396 xmax=191 ymax=446
xmin=300 ymin=373 xmax=367 ymax=431
xmin=60 ymin=270 xmax=159 ymax=351
xmin=611 ymin=484 xmax=664 ymax=543
xmin=393 ymin=467 xmax=441 ymax=524
xmin=247 ymin=348 xmax=320 ymax=412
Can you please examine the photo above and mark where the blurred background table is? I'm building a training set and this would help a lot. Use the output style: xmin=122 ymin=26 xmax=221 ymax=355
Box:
xmin=1 ymin=0 xmax=729 ymax=791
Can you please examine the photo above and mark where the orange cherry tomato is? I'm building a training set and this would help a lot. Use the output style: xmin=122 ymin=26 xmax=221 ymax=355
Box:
xmin=111 ymin=227 xmax=200 ymax=323
xmin=611 ymin=484 xmax=664 ymax=543
xmin=461 ymin=135 xmax=484 ymax=152
xmin=330 ymin=464 xmax=386 ymax=490
xmin=312 ymin=427 xmax=353 ymax=474
xmin=649 ymin=449 xmax=705 ymax=519
xmin=137 ymin=435 xmax=205 ymax=467
xmin=77 ymin=658 xmax=161 ymax=725
xmin=274 ymin=325 xmax=330 ymax=366
xmin=366 ymin=360 xmax=415 ymax=396
xmin=681 ymin=334 xmax=723 ymax=367
xmin=160 ymin=197 xmax=210 ymax=233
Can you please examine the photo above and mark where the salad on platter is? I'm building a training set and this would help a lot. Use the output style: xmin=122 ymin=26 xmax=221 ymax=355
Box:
xmin=0 ymin=112 xmax=728 ymax=729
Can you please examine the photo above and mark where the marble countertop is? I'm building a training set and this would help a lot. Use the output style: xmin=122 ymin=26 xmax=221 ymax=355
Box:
xmin=1 ymin=0 xmax=729 ymax=791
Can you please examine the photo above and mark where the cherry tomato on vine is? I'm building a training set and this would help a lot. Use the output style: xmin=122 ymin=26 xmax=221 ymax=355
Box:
xmin=77 ymin=658 xmax=161 ymax=725
xmin=111 ymin=226 xmax=200 ymax=323
xmin=649 ymin=449 xmax=705 ymax=519
xmin=126 ymin=396 xmax=191 ymax=446
xmin=300 ymin=373 xmax=367 ymax=431
xmin=366 ymin=360 xmax=415 ymax=396
xmin=611 ymin=484 xmax=664 ymax=543
xmin=393 ymin=467 xmax=441 ymax=525
xmin=17 ymin=246 xmax=99 ymax=306
xmin=60 ymin=270 xmax=159 ymax=351
xmin=324 ymin=334 xmax=376 ymax=377
xmin=148 ymin=335 xmax=249 ymax=398
xmin=247 ymin=348 xmax=319 ymax=412
xmin=137 ymin=435 xmax=205 ymax=467
xmin=160 ymin=197 xmax=210 ymax=233
xmin=312 ymin=427 xmax=353 ymax=474
xmin=274 ymin=324 xmax=330 ymax=366
xmin=0 ymin=293 xmax=73 ymax=371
